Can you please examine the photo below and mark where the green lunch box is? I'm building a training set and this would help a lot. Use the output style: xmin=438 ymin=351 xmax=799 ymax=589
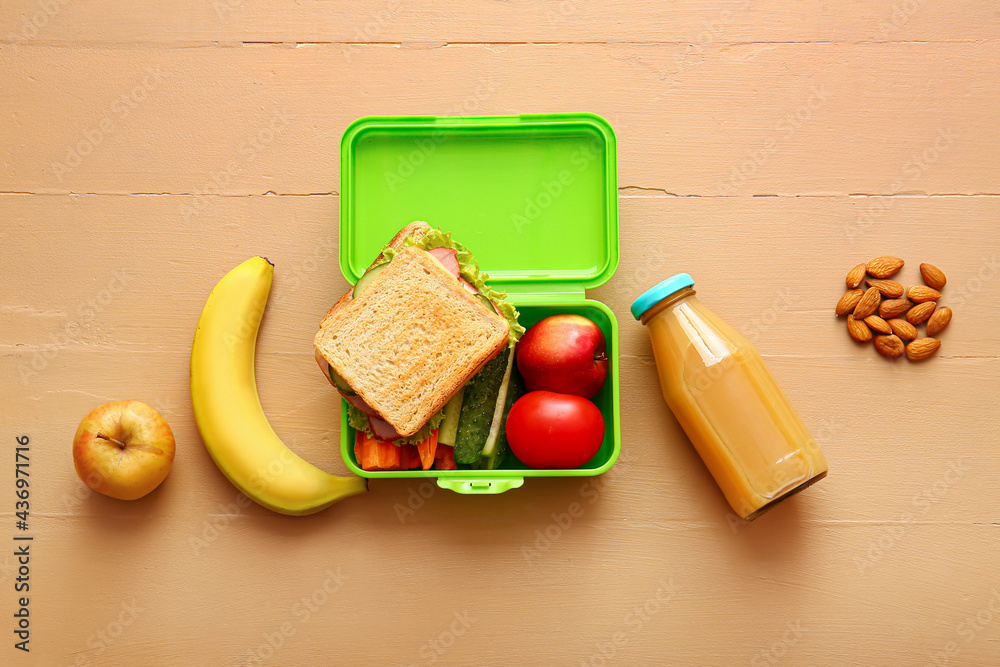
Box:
xmin=338 ymin=113 xmax=621 ymax=494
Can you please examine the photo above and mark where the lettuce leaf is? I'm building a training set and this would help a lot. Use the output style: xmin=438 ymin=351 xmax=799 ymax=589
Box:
xmin=346 ymin=401 xmax=446 ymax=446
xmin=376 ymin=227 xmax=525 ymax=347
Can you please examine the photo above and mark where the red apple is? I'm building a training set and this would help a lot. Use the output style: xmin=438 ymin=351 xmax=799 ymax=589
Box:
xmin=516 ymin=314 xmax=608 ymax=398
xmin=73 ymin=400 xmax=176 ymax=500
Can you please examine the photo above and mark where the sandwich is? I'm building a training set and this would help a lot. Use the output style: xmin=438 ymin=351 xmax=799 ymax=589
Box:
xmin=314 ymin=221 xmax=525 ymax=470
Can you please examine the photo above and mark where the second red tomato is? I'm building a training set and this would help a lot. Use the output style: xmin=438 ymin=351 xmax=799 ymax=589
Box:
xmin=505 ymin=391 xmax=605 ymax=469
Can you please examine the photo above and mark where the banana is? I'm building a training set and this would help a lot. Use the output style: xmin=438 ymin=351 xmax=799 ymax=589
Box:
xmin=190 ymin=256 xmax=367 ymax=515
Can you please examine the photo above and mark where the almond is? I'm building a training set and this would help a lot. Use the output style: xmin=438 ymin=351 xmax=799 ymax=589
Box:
xmin=846 ymin=263 xmax=867 ymax=289
xmin=919 ymin=263 xmax=947 ymax=290
xmin=926 ymin=306 xmax=952 ymax=337
xmin=847 ymin=314 xmax=872 ymax=342
xmin=853 ymin=286 xmax=882 ymax=319
xmin=888 ymin=318 xmax=917 ymax=341
xmin=865 ymin=278 xmax=904 ymax=298
xmin=906 ymin=301 xmax=936 ymax=325
xmin=866 ymin=256 xmax=905 ymax=279
xmin=864 ymin=315 xmax=892 ymax=335
xmin=836 ymin=289 xmax=865 ymax=316
xmin=906 ymin=284 xmax=941 ymax=303
xmin=874 ymin=334 xmax=905 ymax=358
xmin=879 ymin=297 xmax=912 ymax=319
xmin=906 ymin=337 xmax=941 ymax=361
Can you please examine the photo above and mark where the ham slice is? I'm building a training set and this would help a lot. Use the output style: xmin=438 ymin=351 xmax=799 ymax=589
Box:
xmin=427 ymin=246 xmax=495 ymax=311
xmin=428 ymin=246 xmax=461 ymax=277
xmin=343 ymin=392 xmax=378 ymax=417
xmin=369 ymin=416 xmax=403 ymax=441
xmin=345 ymin=392 xmax=403 ymax=441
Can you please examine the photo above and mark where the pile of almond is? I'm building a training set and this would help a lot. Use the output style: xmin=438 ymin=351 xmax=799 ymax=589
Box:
xmin=836 ymin=256 xmax=951 ymax=361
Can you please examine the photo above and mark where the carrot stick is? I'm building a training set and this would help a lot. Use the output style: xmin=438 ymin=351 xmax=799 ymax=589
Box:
xmin=354 ymin=431 xmax=365 ymax=466
xmin=398 ymin=444 xmax=420 ymax=470
xmin=404 ymin=444 xmax=422 ymax=469
xmin=416 ymin=430 xmax=439 ymax=470
xmin=375 ymin=437 xmax=401 ymax=470
xmin=357 ymin=431 xmax=401 ymax=470
xmin=434 ymin=445 xmax=457 ymax=470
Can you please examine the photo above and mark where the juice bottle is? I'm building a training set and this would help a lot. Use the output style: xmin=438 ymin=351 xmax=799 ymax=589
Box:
xmin=631 ymin=274 xmax=828 ymax=520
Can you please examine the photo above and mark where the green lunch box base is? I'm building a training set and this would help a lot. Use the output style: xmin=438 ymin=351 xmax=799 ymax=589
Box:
xmin=338 ymin=113 xmax=620 ymax=494
xmin=340 ymin=300 xmax=621 ymax=491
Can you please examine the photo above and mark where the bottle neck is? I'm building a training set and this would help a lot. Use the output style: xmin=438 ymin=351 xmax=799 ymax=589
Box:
xmin=639 ymin=286 xmax=696 ymax=325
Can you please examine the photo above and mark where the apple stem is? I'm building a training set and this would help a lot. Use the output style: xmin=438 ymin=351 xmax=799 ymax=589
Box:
xmin=96 ymin=433 xmax=127 ymax=450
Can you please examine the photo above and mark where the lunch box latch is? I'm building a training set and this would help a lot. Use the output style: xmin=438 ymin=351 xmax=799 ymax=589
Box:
xmin=435 ymin=477 xmax=525 ymax=495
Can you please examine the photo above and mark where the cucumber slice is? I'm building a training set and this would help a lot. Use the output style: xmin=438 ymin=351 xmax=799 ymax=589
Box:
xmin=475 ymin=292 xmax=497 ymax=313
xmin=477 ymin=351 xmax=524 ymax=470
xmin=352 ymin=263 xmax=387 ymax=299
xmin=327 ymin=364 xmax=355 ymax=395
xmin=491 ymin=369 xmax=526 ymax=468
xmin=453 ymin=348 xmax=510 ymax=465
xmin=438 ymin=386 xmax=466 ymax=446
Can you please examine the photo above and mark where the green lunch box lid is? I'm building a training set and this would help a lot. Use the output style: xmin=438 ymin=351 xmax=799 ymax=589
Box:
xmin=339 ymin=113 xmax=619 ymax=295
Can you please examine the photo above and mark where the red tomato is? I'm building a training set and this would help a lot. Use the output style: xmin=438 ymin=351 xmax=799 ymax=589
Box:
xmin=505 ymin=391 xmax=605 ymax=469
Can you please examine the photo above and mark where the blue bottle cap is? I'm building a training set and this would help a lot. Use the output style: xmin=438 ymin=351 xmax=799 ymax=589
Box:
xmin=630 ymin=273 xmax=695 ymax=320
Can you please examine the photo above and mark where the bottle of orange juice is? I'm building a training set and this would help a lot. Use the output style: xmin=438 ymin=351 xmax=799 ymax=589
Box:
xmin=631 ymin=274 xmax=828 ymax=520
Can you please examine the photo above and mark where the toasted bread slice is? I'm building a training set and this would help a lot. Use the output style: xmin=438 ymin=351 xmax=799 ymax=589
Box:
xmin=377 ymin=220 xmax=430 ymax=265
xmin=318 ymin=221 xmax=431 ymax=330
xmin=315 ymin=246 xmax=509 ymax=437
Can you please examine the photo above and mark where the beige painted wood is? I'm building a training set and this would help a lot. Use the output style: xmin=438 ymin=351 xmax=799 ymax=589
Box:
xmin=2 ymin=41 xmax=998 ymax=196
xmin=2 ymin=0 xmax=998 ymax=43
xmin=2 ymin=2 xmax=1000 ymax=665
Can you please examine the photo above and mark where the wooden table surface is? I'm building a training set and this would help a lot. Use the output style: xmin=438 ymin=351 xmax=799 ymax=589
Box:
xmin=3 ymin=2 xmax=999 ymax=665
